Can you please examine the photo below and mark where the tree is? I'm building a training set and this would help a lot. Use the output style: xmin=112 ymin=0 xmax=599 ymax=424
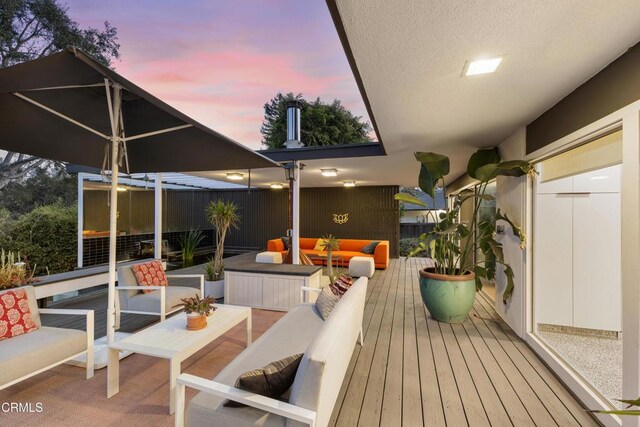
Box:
xmin=0 ymin=165 xmax=76 ymax=218
xmin=260 ymin=92 xmax=372 ymax=149
xmin=0 ymin=0 xmax=120 ymax=189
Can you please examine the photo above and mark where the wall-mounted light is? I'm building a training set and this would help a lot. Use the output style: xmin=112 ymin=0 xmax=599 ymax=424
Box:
xmin=321 ymin=168 xmax=338 ymax=177
xmin=227 ymin=172 xmax=244 ymax=181
xmin=343 ymin=181 xmax=356 ymax=187
xmin=270 ymin=183 xmax=284 ymax=189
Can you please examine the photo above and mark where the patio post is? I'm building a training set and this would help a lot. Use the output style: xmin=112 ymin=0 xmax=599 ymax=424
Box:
xmin=106 ymin=81 xmax=123 ymax=345
xmin=622 ymin=110 xmax=640 ymax=427
xmin=77 ymin=172 xmax=84 ymax=268
xmin=155 ymin=174 xmax=163 ymax=260
xmin=292 ymin=160 xmax=300 ymax=264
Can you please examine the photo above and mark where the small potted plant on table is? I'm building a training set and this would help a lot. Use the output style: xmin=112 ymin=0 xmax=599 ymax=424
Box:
xmin=173 ymin=294 xmax=217 ymax=331
xmin=395 ymin=148 xmax=534 ymax=323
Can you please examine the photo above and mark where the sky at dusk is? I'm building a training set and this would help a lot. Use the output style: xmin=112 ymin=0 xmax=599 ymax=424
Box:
xmin=64 ymin=0 xmax=370 ymax=149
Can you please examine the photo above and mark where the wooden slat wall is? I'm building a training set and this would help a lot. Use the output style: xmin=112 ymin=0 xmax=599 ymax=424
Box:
xmin=83 ymin=185 xmax=399 ymax=256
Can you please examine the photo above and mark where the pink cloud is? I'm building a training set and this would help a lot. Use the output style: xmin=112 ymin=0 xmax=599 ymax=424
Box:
xmin=65 ymin=0 xmax=372 ymax=148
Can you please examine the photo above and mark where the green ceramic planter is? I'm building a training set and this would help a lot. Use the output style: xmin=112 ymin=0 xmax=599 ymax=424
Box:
xmin=419 ymin=268 xmax=476 ymax=323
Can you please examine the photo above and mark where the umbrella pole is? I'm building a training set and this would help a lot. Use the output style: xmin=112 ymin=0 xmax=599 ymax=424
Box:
xmin=106 ymin=82 xmax=122 ymax=345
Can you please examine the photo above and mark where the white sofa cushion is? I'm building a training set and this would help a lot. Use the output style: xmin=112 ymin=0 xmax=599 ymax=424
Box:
xmin=186 ymin=304 xmax=324 ymax=427
xmin=288 ymin=277 xmax=367 ymax=427
xmin=127 ymin=285 xmax=198 ymax=314
xmin=0 ymin=326 xmax=86 ymax=385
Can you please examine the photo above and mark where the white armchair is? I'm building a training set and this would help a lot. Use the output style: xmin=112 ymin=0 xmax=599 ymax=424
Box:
xmin=115 ymin=261 xmax=204 ymax=329
xmin=0 ymin=286 xmax=94 ymax=390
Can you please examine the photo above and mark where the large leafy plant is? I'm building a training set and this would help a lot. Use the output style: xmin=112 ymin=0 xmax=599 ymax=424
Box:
xmin=395 ymin=148 xmax=534 ymax=303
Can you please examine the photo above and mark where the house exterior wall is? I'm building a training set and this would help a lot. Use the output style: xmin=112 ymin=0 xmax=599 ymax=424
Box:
xmin=495 ymin=127 xmax=528 ymax=337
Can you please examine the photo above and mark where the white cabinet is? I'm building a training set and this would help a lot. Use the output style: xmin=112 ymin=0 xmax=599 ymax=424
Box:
xmin=534 ymin=165 xmax=621 ymax=332
xmin=535 ymin=194 xmax=573 ymax=327
xmin=572 ymin=193 xmax=621 ymax=331
xmin=536 ymin=174 xmax=573 ymax=194
xmin=573 ymin=165 xmax=620 ymax=193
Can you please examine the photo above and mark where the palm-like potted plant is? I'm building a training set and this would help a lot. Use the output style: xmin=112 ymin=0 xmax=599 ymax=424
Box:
xmin=204 ymin=200 xmax=240 ymax=299
xmin=173 ymin=294 xmax=217 ymax=331
xmin=395 ymin=148 xmax=534 ymax=323
xmin=319 ymin=234 xmax=340 ymax=282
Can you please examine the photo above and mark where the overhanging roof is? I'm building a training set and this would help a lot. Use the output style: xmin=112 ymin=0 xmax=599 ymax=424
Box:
xmin=325 ymin=0 xmax=640 ymax=185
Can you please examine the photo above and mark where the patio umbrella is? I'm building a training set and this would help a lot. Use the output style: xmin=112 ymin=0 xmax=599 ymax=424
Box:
xmin=0 ymin=47 xmax=279 ymax=345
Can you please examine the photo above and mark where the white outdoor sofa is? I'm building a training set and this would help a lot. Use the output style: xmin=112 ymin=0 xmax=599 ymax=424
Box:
xmin=115 ymin=261 xmax=204 ymax=329
xmin=0 ymin=286 xmax=94 ymax=390
xmin=175 ymin=276 xmax=368 ymax=427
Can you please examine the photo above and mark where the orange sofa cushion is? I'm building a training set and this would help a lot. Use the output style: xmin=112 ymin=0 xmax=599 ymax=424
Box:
xmin=267 ymin=238 xmax=389 ymax=269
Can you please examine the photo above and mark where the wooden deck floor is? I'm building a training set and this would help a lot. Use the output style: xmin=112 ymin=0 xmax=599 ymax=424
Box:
xmin=329 ymin=257 xmax=598 ymax=427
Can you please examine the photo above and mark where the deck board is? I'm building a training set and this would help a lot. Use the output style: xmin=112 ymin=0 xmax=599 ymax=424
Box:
xmin=329 ymin=258 xmax=598 ymax=427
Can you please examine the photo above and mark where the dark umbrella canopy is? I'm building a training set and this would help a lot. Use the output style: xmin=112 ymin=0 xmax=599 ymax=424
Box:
xmin=0 ymin=47 xmax=278 ymax=172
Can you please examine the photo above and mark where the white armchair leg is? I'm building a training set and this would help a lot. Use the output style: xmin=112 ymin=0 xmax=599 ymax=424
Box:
xmin=114 ymin=294 xmax=121 ymax=330
xmin=358 ymin=327 xmax=363 ymax=346
xmin=175 ymin=382 xmax=186 ymax=427
xmin=199 ymin=276 xmax=204 ymax=298
xmin=86 ymin=310 xmax=95 ymax=379
xmin=160 ymin=286 xmax=166 ymax=321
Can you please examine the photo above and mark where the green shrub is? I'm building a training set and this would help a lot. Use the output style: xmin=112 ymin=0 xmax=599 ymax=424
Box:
xmin=399 ymin=238 xmax=423 ymax=257
xmin=4 ymin=204 xmax=77 ymax=275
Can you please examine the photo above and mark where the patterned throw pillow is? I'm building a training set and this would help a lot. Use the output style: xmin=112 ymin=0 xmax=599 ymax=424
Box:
xmin=224 ymin=354 xmax=303 ymax=407
xmin=315 ymin=286 xmax=340 ymax=320
xmin=0 ymin=288 xmax=38 ymax=341
xmin=315 ymin=275 xmax=354 ymax=320
xmin=330 ymin=275 xmax=353 ymax=296
xmin=132 ymin=260 xmax=168 ymax=294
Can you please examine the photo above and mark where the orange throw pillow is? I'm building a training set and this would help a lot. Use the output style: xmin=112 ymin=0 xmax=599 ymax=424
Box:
xmin=0 ymin=288 xmax=38 ymax=341
xmin=132 ymin=260 xmax=168 ymax=294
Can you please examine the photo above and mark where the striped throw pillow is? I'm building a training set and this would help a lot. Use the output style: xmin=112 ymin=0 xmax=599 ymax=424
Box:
xmin=330 ymin=275 xmax=353 ymax=296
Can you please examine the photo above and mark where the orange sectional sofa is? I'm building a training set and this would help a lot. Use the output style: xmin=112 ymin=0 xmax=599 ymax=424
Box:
xmin=267 ymin=237 xmax=389 ymax=269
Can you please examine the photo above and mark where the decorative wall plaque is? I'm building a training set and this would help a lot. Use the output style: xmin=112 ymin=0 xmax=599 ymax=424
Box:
xmin=333 ymin=213 xmax=349 ymax=224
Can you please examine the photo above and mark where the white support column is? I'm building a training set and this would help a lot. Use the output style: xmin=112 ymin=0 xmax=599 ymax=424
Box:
xmin=622 ymin=110 xmax=640 ymax=427
xmin=292 ymin=161 xmax=301 ymax=265
xmin=106 ymin=82 xmax=122 ymax=345
xmin=154 ymin=174 xmax=163 ymax=260
xmin=77 ymin=172 xmax=84 ymax=268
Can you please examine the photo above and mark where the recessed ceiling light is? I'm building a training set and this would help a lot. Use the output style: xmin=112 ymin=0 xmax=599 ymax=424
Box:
xmin=590 ymin=176 xmax=609 ymax=181
xmin=321 ymin=168 xmax=338 ymax=177
xmin=270 ymin=183 xmax=284 ymax=189
xmin=116 ymin=186 xmax=127 ymax=192
xmin=464 ymin=57 xmax=502 ymax=76
xmin=343 ymin=181 xmax=356 ymax=187
xmin=227 ymin=172 xmax=244 ymax=181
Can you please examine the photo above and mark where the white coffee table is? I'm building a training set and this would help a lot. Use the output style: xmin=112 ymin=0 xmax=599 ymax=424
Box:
xmin=107 ymin=304 xmax=252 ymax=414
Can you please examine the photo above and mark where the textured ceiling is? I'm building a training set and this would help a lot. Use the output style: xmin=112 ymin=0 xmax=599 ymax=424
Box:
xmin=199 ymin=1 xmax=640 ymax=189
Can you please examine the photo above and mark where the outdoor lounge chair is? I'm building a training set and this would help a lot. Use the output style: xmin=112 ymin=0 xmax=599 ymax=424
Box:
xmin=0 ymin=286 xmax=94 ymax=390
xmin=115 ymin=261 xmax=204 ymax=329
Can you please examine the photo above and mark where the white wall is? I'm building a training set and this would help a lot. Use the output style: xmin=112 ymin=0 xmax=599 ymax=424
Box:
xmin=495 ymin=127 xmax=528 ymax=337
